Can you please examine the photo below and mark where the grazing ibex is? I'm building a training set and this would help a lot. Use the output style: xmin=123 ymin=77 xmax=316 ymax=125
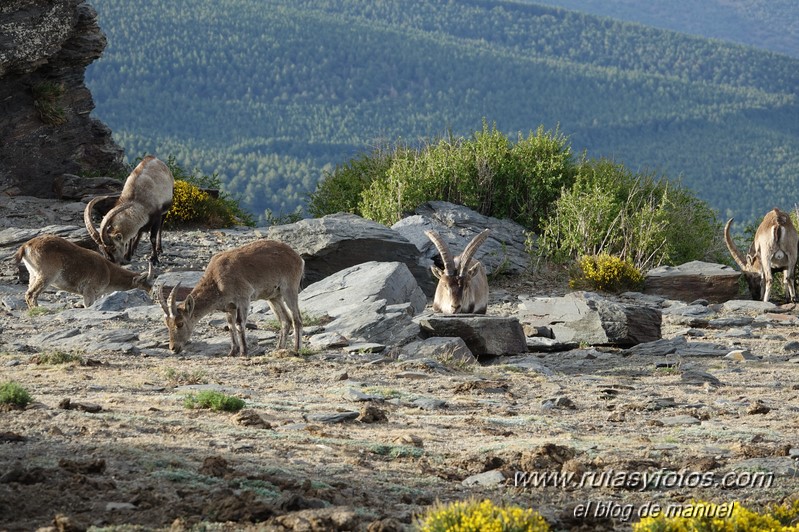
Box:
xmin=724 ymin=208 xmax=798 ymax=303
xmin=84 ymin=155 xmax=174 ymax=266
xmin=159 ymin=240 xmax=304 ymax=356
xmin=424 ymin=229 xmax=490 ymax=314
xmin=15 ymin=235 xmax=154 ymax=309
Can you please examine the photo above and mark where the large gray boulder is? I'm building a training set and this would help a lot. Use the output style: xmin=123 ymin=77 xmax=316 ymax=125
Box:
xmin=392 ymin=200 xmax=531 ymax=276
xmin=264 ymin=213 xmax=434 ymax=295
xmin=299 ymin=261 xmax=425 ymax=346
xmin=518 ymin=291 xmax=661 ymax=347
xmin=644 ymin=261 xmax=742 ymax=303
xmin=299 ymin=261 xmax=426 ymax=317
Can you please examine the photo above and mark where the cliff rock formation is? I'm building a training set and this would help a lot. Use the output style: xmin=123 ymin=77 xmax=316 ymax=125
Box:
xmin=0 ymin=0 xmax=124 ymax=197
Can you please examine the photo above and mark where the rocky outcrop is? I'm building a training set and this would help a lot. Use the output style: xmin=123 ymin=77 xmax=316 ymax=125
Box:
xmin=0 ymin=0 xmax=124 ymax=197
xmin=264 ymin=213 xmax=435 ymax=294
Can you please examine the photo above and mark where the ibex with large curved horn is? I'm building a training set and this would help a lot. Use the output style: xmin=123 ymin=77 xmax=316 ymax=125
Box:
xmin=159 ymin=239 xmax=305 ymax=356
xmin=424 ymin=229 xmax=490 ymax=314
xmin=724 ymin=208 xmax=798 ymax=303
xmin=84 ymin=155 xmax=174 ymax=266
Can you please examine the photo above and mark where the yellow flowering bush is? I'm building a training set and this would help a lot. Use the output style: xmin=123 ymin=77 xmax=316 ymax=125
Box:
xmin=165 ymin=180 xmax=210 ymax=225
xmin=165 ymin=179 xmax=242 ymax=228
xmin=570 ymin=253 xmax=645 ymax=293
xmin=634 ymin=499 xmax=799 ymax=531
xmin=415 ymin=498 xmax=550 ymax=532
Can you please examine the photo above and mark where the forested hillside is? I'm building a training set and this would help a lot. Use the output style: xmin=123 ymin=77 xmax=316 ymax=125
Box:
xmin=531 ymin=0 xmax=799 ymax=58
xmin=85 ymin=0 xmax=799 ymax=225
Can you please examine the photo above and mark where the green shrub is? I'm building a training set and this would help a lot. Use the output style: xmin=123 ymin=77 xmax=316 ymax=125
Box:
xmin=308 ymin=146 xmax=396 ymax=218
xmin=158 ymin=155 xmax=255 ymax=228
xmin=0 ymin=381 xmax=33 ymax=409
xmin=570 ymin=253 xmax=645 ymax=292
xmin=539 ymin=158 xmax=720 ymax=271
xmin=633 ymin=499 xmax=799 ymax=531
xmin=415 ymin=498 xmax=550 ymax=532
xmin=31 ymin=351 xmax=84 ymax=365
xmin=183 ymin=390 xmax=245 ymax=412
xmin=312 ymin=120 xmax=575 ymax=230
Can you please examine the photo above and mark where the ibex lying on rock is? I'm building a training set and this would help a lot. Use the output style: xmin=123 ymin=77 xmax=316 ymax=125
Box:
xmin=425 ymin=229 xmax=490 ymax=314
xmin=159 ymin=240 xmax=304 ymax=356
xmin=724 ymin=208 xmax=798 ymax=303
xmin=85 ymin=155 xmax=174 ymax=266
xmin=15 ymin=235 xmax=154 ymax=309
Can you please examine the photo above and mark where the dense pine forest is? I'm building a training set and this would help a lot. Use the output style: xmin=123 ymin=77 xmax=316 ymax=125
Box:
xmin=531 ymin=0 xmax=799 ymax=58
xmin=85 ymin=0 xmax=799 ymax=226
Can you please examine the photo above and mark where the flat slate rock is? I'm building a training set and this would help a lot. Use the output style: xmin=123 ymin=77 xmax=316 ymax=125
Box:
xmin=416 ymin=315 xmax=528 ymax=356
xmin=644 ymin=261 xmax=741 ymax=303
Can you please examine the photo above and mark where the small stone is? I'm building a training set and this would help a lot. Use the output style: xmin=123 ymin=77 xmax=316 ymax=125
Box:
xmin=343 ymin=388 xmax=382 ymax=402
xmin=541 ymin=396 xmax=576 ymax=409
xmin=461 ymin=469 xmax=505 ymax=487
xmin=106 ymin=502 xmax=137 ymax=511
xmin=724 ymin=349 xmax=759 ymax=362
xmin=681 ymin=370 xmax=723 ymax=387
xmin=306 ymin=412 xmax=359 ymax=424
xmin=411 ymin=398 xmax=446 ymax=410
xmin=746 ymin=401 xmax=771 ymax=415
xmin=393 ymin=434 xmax=424 ymax=447
xmin=357 ymin=405 xmax=388 ymax=423
xmin=607 ymin=411 xmax=625 ymax=422
xmin=661 ymin=415 xmax=701 ymax=426
xmin=234 ymin=410 xmax=272 ymax=429
xmin=783 ymin=341 xmax=799 ymax=352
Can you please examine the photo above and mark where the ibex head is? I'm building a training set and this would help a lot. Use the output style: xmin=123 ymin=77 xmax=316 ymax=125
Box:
xmin=425 ymin=229 xmax=490 ymax=314
xmin=159 ymin=282 xmax=196 ymax=354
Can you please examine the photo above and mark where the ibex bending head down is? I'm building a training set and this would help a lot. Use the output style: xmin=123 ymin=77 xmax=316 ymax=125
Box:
xmin=724 ymin=208 xmax=798 ymax=303
xmin=159 ymin=239 xmax=304 ymax=356
xmin=84 ymin=155 xmax=174 ymax=266
xmin=424 ymin=229 xmax=490 ymax=314
xmin=15 ymin=235 xmax=154 ymax=309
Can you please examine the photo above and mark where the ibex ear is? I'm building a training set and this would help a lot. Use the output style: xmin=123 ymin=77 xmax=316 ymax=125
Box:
xmin=431 ymin=266 xmax=444 ymax=280
xmin=466 ymin=262 xmax=482 ymax=279
xmin=184 ymin=295 xmax=196 ymax=317
xmin=134 ymin=272 xmax=152 ymax=288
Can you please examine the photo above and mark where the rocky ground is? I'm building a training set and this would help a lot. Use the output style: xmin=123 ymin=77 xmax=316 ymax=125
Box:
xmin=1 ymin=197 xmax=798 ymax=531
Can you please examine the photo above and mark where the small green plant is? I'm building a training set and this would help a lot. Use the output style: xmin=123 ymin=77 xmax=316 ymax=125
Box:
xmin=415 ymin=498 xmax=550 ymax=532
xmin=27 ymin=306 xmax=51 ymax=318
xmin=163 ymin=367 xmax=207 ymax=386
xmin=31 ymin=351 xmax=84 ymax=365
xmin=633 ymin=499 xmax=799 ymax=531
xmin=32 ymin=81 xmax=67 ymax=126
xmin=569 ymin=253 xmax=645 ymax=293
xmin=183 ymin=390 xmax=245 ymax=412
xmin=0 ymin=381 xmax=33 ymax=409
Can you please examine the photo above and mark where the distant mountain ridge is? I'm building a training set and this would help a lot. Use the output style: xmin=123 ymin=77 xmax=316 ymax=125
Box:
xmin=529 ymin=0 xmax=799 ymax=58
xmin=85 ymin=0 xmax=799 ymax=226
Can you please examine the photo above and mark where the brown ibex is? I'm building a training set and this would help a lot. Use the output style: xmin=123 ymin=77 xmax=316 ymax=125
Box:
xmin=424 ymin=229 xmax=490 ymax=314
xmin=84 ymin=155 xmax=174 ymax=266
xmin=159 ymin=240 xmax=304 ymax=356
xmin=15 ymin=235 xmax=154 ymax=309
xmin=724 ymin=208 xmax=798 ymax=303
